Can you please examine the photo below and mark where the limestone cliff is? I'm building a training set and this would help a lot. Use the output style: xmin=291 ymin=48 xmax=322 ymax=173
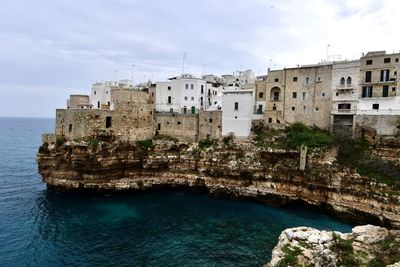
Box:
xmin=266 ymin=225 xmax=400 ymax=266
xmin=36 ymin=136 xmax=400 ymax=229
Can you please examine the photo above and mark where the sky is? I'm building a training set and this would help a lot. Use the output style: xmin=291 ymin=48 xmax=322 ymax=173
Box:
xmin=0 ymin=0 xmax=399 ymax=117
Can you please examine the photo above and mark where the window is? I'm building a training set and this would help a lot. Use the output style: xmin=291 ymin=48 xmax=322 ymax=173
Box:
xmin=234 ymin=102 xmax=239 ymax=110
xmin=201 ymin=85 xmax=204 ymax=94
xmin=383 ymin=85 xmax=389 ymax=97
xmin=191 ymin=97 xmax=194 ymax=101
xmin=273 ymin=91 xmax=280 ymax=101
xmin=372 ymin=103 xmax=379 ymax=110
xmin=184 ymin=96 xmax=188 ymax=100
xmin=380 ymin=69 xmax=390 ymax=82
xmin=185 ymin=84 xmax=189 ymax=89
xmin=291 ymin=106 xmax=295 ymax=111
xmin=105 ymin=116 xmax=112 ymax=128
xmin=272 ymin=104 xmax=277 ymax=111
xmin=94 ymin=91 xmax=96 ymax=95
xmin=362 ymin=86 xmax=373 ymax=98
xmin=305 ymin=77 xmax=311 ymax=85
xmin=317 ymin=76 xmax=322 ymax=82
xmin=268 ymin=118 xmax=272 ymax=123
xmin=168 ymin=86 xmax=171 ymax=90
xmin=257 ymin=105 xmax=263 ymax=113
xmin=315 ymin=107 xmax=319 ymax=111
xmin=274 ymin=78 xmax=279 ymax=82
xmin=107 ymin=101 xmax=110 ymax=106
xmin=393 ymin=87 xmax=397 ymax=92
xmin=68 ymin=124 xmax=72 ymax=133
xmin=191 ymin=84 xmax=194 ymax=89
xmin=209 ymin=119 xmax=213 ymax=123
xmin=303 ymin=106 xmax=307 ymax=113
xmin=152 ymin=92 xmax=154 ymax=97
xmin=302 ymin=92 xmax=306 ymax=101
xmin=321 ymin=92 xmax=326 ymax=98
xmin=338 ymin=103 xmax=351 ymax=110
xmin=292 ymin=92 xmax=297 ymax=99
xmin=167 ymin=96 xmax=172 ymax=104
xmin=347 ymin=77 xmax=352 ymax=85
xmin=365 ymin=71 xmax=372 ymax=83
xmin=106 ymin=91 xmax=108 ymax=94
xmin=258 ymin=92 xmax=264 ymax=99
xmin=340 ymin=77 xmax=345 ymax=85
xmin=97 ymin=101 xmax=100 ymax=108
xmin=235 ymin=116 xmax=238 ymax=119
xmin=366 ymin=59 xmax=373 ymax=65
xmin=177 ymin=121 xmax=181 ymax=125
xmin=396 ymin=58 xmax=399 ymax=63
xmin=293 ymin=77 xmax=298 ymax=82
xmin=384 ymin=58 xmax=391 ymax=63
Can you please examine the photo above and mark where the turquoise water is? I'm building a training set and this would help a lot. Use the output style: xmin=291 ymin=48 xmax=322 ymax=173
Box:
xmin=0 ymin=118 xmax=352 ymax=266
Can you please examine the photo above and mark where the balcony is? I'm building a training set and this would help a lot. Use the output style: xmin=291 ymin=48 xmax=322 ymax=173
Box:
xmin=336 ymin=84 xmax=354 ymax=90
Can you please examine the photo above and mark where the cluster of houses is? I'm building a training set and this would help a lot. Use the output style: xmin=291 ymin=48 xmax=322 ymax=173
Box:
xmin=57 ymin=50 xmax=400 ymax=142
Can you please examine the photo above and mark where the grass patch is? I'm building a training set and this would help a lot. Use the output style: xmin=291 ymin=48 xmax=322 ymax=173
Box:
xmin=136 ymin=139 xmax=155 ymax=150
xmin=286 ymin=123 xmax=333 ymax=149
xmin=198 ymin=137 xmax=214 ymax=150
xmin=253 ymin=127 xmax=285 ymax=148
xmin=331 ymin=233 xmax=362 ymax=266
xmin=88 ymin=139 xmax=99 ymax=149
xmin=278 ymin=244 xmax=302 ymax=267
xmin=367 ymin=233 xmax=400 ymax=266
xmin=337 ymin=136 xmax=400 ymax=188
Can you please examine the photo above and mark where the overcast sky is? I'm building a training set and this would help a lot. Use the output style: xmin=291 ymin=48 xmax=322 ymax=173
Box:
xmin=1 ymin=0 xmax=399 ymax=117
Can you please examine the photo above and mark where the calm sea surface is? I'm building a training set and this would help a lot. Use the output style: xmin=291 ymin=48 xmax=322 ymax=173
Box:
xmin=0 ymin=117 xmax=353 ymax=266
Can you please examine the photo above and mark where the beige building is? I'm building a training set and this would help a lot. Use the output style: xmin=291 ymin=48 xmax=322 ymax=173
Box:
xmin=67 ymin=95 xmax=92 ymax=109
xmin=265 ymin=63 xmax=333 ymax=130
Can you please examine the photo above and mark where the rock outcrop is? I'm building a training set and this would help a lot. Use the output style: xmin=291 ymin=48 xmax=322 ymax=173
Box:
xmin=267 ymin=224 xmax=400 ymax=266
xmin=36 ymin=137 xmax=400 ymax=229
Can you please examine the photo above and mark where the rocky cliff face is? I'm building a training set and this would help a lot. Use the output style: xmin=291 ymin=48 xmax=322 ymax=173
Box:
xmin=37 ymin=136 xmax=400 ymax=229
xmin=266 ymin=225 xmax=400 ymax=267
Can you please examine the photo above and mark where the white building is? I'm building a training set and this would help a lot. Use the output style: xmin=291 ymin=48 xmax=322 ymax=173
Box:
xmin=221 ymin=89 xmax=255 ymax=137
xmin=90 ymin=80 xmax=135 ymax=110
xmin=331 ymin=61 xmax=360 ymax=135
xmin=155 ymin=74 xmax=207 ymax=114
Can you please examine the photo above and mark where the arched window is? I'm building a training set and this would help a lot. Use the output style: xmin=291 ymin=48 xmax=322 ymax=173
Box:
xmin=270 ymin=87 xmax=281 ymax=101
xmin=340 ymin=77 xmax=345 ymax=85
xmin=347 ymin=77 xmax=352 ymax=85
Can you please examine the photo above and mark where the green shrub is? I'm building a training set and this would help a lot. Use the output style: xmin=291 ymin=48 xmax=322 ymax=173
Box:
xmin=136 ymin=139 xmax=155 ymax=150
xmin=331 ymin=233 xmax=362 ymax=266
xmin=56 ymin=138 xmax=64 ymax=148
xmin=198 ymin=137 xmax=214 ymax=150
xmin=88 ymin=139 xmax=99 ymax=149
xmin=278 ymin=244 xmax=302 ymax=267
xmin=286 ymin=123 xmax=333 ymax=148
xmin=222 ymin=134 xmax=234 ymax=146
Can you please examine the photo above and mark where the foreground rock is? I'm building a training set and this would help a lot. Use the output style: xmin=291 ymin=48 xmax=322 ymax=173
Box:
xmin=267 ymin=225 xmax=400 ymax=267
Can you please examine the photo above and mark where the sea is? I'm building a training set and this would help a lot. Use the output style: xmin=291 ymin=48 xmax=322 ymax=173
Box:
xmin=0 ymin=117 xmax=353 ymax=266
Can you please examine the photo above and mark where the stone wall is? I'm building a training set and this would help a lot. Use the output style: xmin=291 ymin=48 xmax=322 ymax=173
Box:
xmin=198 ymin=110 xmax=222 ymax=140
xmin=356 ymin=114 xmax=400 ymax=136
xmin=55 ymin=109 xmax=112 ymax=139
xmin=155 ymin=113 xmax=198 ymax=141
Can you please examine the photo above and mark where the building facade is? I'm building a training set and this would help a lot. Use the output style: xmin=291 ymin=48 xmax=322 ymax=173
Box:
xmin=331 ymin=61 xmax=360 ymax=136
xmin=155 ymin=74 xmax=207 ymax=114
xmin=221 ymin=89 xmax=255 ymax=137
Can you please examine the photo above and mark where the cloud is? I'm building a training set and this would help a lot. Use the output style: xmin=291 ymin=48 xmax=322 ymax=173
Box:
xmin=0 ymin=0 xmax=399 ymax=117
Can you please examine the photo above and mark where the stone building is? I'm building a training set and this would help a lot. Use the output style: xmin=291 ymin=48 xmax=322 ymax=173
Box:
xmin=67 ymin=95 xmax=92 ymax=109
xmin=255 ymin=75 xmax=267 ymax=115
xmin=265 ymin=64 xmax=333 ymax=130
xmin=331 ymin=61 xmax=360 ymax=136
xmin=357 ymin=51 xmax=400 ymax=135
xmin=56 ymin=88 xmax=155 ymax=141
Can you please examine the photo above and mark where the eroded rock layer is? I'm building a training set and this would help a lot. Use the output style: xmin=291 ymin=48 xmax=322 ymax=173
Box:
xmin=37 ymin=138 xmax=400 ymax=229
